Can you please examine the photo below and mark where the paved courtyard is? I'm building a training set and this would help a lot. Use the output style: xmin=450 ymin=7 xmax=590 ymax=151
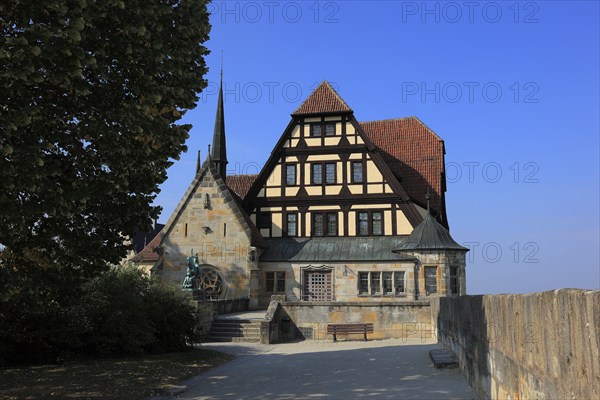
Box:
xmin=155 ymin=339 xmax=477 ymax=400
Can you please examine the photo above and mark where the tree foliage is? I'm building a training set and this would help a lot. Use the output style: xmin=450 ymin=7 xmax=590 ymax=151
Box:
xmin=0 ymin=0 xmax=210 ymax=272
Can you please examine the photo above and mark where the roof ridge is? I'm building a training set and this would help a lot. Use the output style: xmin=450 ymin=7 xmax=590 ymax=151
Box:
xmin=359 ymin=116 xmax=415 ymax=124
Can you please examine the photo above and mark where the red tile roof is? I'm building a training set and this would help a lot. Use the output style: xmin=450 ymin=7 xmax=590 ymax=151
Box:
xmin=360 ymin=117 xmax=445 ymax=218
xmin=227 ymin=174 xmax=258 ymax=200
xmin=292 ymin=81 xmax=352 ymax=115
xmin=130 ymin=231 xmax=163 ymax=263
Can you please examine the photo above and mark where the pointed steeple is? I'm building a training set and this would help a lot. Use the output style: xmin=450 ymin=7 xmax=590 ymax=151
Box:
xmin=211 ymin=65 xmax=227 ymax=181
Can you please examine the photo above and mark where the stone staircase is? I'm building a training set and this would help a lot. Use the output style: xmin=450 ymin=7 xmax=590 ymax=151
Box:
xmin=205 ymin=312 xmax=265 ymax=342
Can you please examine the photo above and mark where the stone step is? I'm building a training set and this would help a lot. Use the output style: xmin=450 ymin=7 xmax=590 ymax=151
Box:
xmin=210 ymin=321 xmax=261 ymax=327
xmin=205 ymin=335 xmax=261 ymax=343
xmin=213 ymin=318 xmax=261 ymax=324
xmin=207 ymin=331 xmax=261 ymax=337
xmin=209 ymin=328 xmax=260 ymax=335
xmin=206 ymin=318 xmax=262 ymax=343
xmin=429 ymin=349 xmax=458 ymax=369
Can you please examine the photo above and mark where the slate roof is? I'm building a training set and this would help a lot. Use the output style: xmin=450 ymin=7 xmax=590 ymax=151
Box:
xmin=392 ymin=213 xmax=468 ymax=252
xmin=260 ymin=237 xmax=418 ymax=262
xmin=292 ymin=81 xmax=353 ymax=115
xmin=227 ymin=174 xmax=258 ymax=200
xmin=360 ymin=117 xmax=445 ymax=219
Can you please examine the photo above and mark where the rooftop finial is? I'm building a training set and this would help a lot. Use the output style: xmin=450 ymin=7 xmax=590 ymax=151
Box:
xmin=196 ymin=149 xmax=201 ymax=173
xmin=425 ymin=189 xmax=431 ymax=213
xmin=220 ymin=50 xmax=223 ymax=80
xmin=208 ymin=144 xmax=211 ymax=162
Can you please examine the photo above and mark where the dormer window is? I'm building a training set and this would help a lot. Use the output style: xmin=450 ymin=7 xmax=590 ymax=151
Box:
xmin=310 ymin=122 xmax=336 ymax=137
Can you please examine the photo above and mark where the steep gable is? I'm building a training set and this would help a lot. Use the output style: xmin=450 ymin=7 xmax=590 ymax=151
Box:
xmin=243 ymin=84 xmax=425 ymax=238
xmin=161 ymin=162 xmax=265 ymax=250
xmin=292 ymin=81 xmax=353 ymax=115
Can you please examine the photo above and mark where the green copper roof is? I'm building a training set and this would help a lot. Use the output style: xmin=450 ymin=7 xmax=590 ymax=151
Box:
xmin=260 ymin=237 xmax=417 ymax=262
xmin=392 ymin=213 xmax=468 ymax=252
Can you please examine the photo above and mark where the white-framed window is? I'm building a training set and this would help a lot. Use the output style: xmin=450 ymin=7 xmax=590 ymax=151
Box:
xmin=358 ymin=271 xmax=405 ymax=296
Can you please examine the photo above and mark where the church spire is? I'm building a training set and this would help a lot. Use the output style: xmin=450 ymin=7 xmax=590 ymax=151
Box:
xmin=211 ymin=62 xmax=227 ymax=181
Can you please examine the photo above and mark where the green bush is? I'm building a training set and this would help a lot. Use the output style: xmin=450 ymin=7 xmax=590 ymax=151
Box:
xmin=0 ymin=257 xmax=201 ymax=365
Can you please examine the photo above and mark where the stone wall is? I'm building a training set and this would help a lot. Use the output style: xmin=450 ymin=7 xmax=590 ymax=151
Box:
xmin=279 ymin=301 xmax=435 ymax=341
xmin=160 ymin=167 xmax=256 ymax=300
xmin=436 ymin=289 xmax=600 ymax=400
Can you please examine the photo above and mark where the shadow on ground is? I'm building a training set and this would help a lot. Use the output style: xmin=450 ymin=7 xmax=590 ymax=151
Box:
xmin=168 ymin=341 xmax=477 ymax=400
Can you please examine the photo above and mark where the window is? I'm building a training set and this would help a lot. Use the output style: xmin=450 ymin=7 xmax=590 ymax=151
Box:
xmin=449 ymin=266 xmax=459 ymax=295
xmin=257 ymin=212 xmax=271 ymax=229
xmin=266 ymin=272 xmax=286 ymax=294
xmin=358 ymin=272 xmax=369 ymax=295
xmin=325 ymin=163 xmax=335 ymax=184
xmin=326 ymin=213 xmax=337 ymax=236
xmin=383 ymin=272 xmax=393 ymax=295
xmin=358 ymin=271 xmax=406 ymax=296
xmin=370 ymin=272 xmax=381 ymax=294
xmin=285 ymin=164 xmax=296 ymax=186
xmin=312 ymin=213 xmax=324 ymax=236
xmin=356 ymin=210 xmax=384 ymax=236
xmin=372 ymin=212 xmax=382 ymax=236
xmin=310 ymin=123 xmax=335 ymax=137
xmin=425 ymin=266 xmax=437 ymax=295
xmin=303 ymin=270 xmax=333 ymax=301
xmin=286 ymin=213 xmax=297 ymax=237
xmin=310 ymin=124 xmax=322 ymax=137
xmin=312 ymin=212 xmax=337 ymax=236
xmin=394 ymin=271 xmax=405 ymax=294
xmin=352 ymin=161 xmax=363 ymax=183
xmin=311 ymin=162 xmax=336 ymax=184
xmin=312 ymin=164 xmax=322 ymax=184
xmin=358 ymin=212 xmax=369 ymax=235
xmin=325 ymin=123 xmax=335 ymax=136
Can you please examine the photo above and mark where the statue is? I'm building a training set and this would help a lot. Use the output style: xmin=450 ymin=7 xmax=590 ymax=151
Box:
xmin=181 ymin=250 xmax=201 ymax=290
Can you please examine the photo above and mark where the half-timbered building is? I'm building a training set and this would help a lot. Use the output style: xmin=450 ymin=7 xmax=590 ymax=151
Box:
xmin=134 ymin=80 xmax=468 ymax=309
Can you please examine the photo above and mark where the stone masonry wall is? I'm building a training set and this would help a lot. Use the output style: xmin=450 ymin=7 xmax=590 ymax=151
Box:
xmin=161 ymin=168 xmax=254 ymax=299
xmin=436 ymin=289 xmax=600 ymax=400
xmin=280 ymin=301 xmax=436 ymax=341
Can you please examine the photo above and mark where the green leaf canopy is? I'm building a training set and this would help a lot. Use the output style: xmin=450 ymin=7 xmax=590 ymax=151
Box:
xmin=0 ymin=0 xmax=211 ymax=273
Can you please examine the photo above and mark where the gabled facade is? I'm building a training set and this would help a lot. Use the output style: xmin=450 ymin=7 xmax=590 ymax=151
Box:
xmin=133 ymin=80 xmax=467 ymax=309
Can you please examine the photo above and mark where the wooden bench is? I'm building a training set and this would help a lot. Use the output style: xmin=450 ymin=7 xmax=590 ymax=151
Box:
xmin=327 ymin=323 xmax=373 ymax=342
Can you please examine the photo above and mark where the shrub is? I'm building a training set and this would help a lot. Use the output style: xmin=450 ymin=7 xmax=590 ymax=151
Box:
xmin=144 ymin=281 xmax=202 ymax=353
xmin=0 ymin=258 xmax=201 ymax=365
xmin=74 ymin=266 xmax=155 ymax=356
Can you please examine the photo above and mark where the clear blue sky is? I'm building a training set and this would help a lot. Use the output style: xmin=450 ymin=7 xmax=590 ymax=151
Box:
xmin=154 ymin=1 xmax=599 ymax=294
